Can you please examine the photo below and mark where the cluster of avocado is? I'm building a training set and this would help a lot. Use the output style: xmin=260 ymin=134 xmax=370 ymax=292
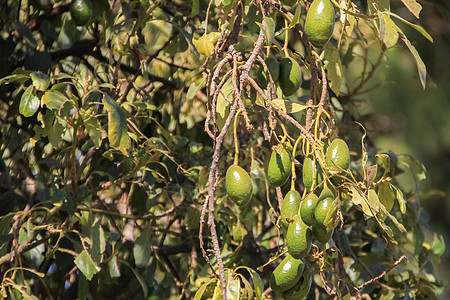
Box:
xmin=257 ymin=56 xmax=302 ymax=97
xmin=269 ymin=138 xmax=349 ymax=298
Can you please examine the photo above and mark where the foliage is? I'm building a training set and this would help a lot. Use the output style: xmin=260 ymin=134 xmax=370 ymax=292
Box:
xmin=0 ymin=0 xmax=445 ymax=299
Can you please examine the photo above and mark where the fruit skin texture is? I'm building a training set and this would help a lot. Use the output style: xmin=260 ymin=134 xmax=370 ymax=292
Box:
xmin=312 ymin=223 xmax=334 ymax=243
xmin=325 ymin=138 xmax=350 ymax=171
xmin=257 ymin=57 xmax=280 ymax=88
xmin=70 ymin=0 xmax=93 ymax=26
xmin=281 ymin=190 xmax=302 ymax=230
xmin=282 ymin=268 xmax=313 ymax=300
xmin=300 ymin=193 xmax=319 ymax=226
xmin=270 ymin=255 xmax=305 ymax=293
xmin=279 ymin=57 xmax=302 ymax=96
xmin=226 ymin=164 xmax=253 ymax=206
xmin=286 ymin=215 xmax=312 ymax=259
xmin=305 ymin=0 xmax=335 ymax=48
xmin=267 ymin=146 xmax=292 ymax=187
xmin=314 ymin=196 xmax=339 ymax=229
xmin=302 ymin=156 xmax=323 ymax=191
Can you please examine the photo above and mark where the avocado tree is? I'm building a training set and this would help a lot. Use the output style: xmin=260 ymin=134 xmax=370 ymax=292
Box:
xmin=0 ymin=0 xmax=445 ymax=299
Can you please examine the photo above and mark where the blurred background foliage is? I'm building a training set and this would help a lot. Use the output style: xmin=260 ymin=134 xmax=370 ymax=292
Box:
xmin=353 ymin=1 xmax=450 ymax=294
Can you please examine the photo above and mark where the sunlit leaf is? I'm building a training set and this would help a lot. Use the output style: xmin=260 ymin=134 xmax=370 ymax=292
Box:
xmin=41 ymin=90 xmax=68 ymax=110
xmin=380 ymin=14 xmax=399 ymax=48
xmin=391 ymin=184 xmax=406 ymax=214
xmin=102 ymin=95 xmax=131 ymax=155
xmin=19 ymin=86 xmax=40 ymax=117
xmin=74 ymin=250 xmax=101 ymax=281
xmin=186 ymin=77 xmax=205 ymax=100
xmin=323 ymin=43 xmax=343 ymax=96
xmin=383 ymin=11 xmax=432 ymax=42
xmin=108 ymin=255 xmax=121 ymax=278
xmin=30 ymin=72 xmax=51 ymax=92
xmin=400 ymin=0 xmax=422 ymax=18
xmin=398 ymin=30 xmax=427 ymax=90
xmin=432 ymin=234 xmax=445 ymax=256
xmin=272 ymin=99 xmax=312 ymax=113
xmin=290 ymin=4 xmax=301 ymax=28
xmin=257 ymin=16 xmax=275 ymax=46
xmin=235 ymin=266 xmax=263 ymax=300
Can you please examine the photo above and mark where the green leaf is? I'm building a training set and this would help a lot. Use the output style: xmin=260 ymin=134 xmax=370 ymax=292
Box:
xmin=74 ymin=250 xmax=101 ymax=281
xmin=41 ymin=90 xmax=69 ymax=111
xmin=91 ymin=217 xmax=105 ymax=264
xmin=376 ymin=153 xmax=390 ymax=179
xmin=102 ymin=95 xmax=131 ymax=155
xmin=77 ymin=274 xmax=89 ymax=300
xmin=108 ymin=255 xmax=121 ymax=278
xmin=82 ymin=111 xmax=104 ymax=147
xmin=431 ymin=234 xmax=445 ymax=256
xmin=272 ymin=99 xmax=312 ymax=113
xmin=379 ymin=14 xmax=399 ymax=48
xmin=30 ymin=72 xmax=51 ymax=91
xmin=391 ymin=184 xmax=406 ymax=214
xmin=399 ymin=30 xmax=427 ymax=89
xmin=323 ymin=43 xmax=343 ymax=96
xmin=133 ymin=226 xmax=152 ymax=267
xmin=402 ymin=153 xmax=426 ymax=181
xmin=257 ymin=16 xmax=275 ymax=46
xmin=289 ymin=4 xmax=301 ymax=28
xmin=194 ymin=278 xmax=215 ymax=300
xmin=20 ymin=86 xmax=40 ymax=117
xmin=234 ymin=266 xmax=264 ymax=299
xmin=216 ymin=78 xmax=233 ymax=131
xmin=186 ymin=77 xmax=205 ymax=99
xmin=349 ymin=185 xmax=376 ymax=217
xmin=383 ymin=11 xmax=432 ymax=42
xmin=0 ymin=73 xmax=30 ymax=85
xmin=190 ymin=0 xmax=199 ymax=17
xmin=227 ymin=271 xmax=240 ymax=300
xmin=400 ymin=0 xmax=422 ymax=18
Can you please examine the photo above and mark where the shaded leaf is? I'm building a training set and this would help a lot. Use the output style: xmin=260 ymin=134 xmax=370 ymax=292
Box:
xmin=102 ymin=95 xmax=130 ymax=155
xmin=91 ymin=217 xmax=106 ymax=264
xmin=290 ymin=5 xmax=301 ymax=28
xmin=133 ymin=226 xmax=152 ymax=267
xmin=20 ymin=86 xmax=40 ymax=117
xmin=74 ymin=250 xmax=101 ymax=281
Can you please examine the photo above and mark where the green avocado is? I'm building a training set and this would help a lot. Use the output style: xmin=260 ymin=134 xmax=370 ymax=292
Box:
xmin=305 ymin=0 xmax=335 ymax=48
xmin=300 ymin=193 xmax=319 ymax=226
xmin=281 ymin=190 xmax=302 ymax=230
xmin=270 ymin=255 xmax=305 ymax=293
xmin=286 ymin=215 xmax=312 ymax=259
xmin=279 ymin=57 xmax=302 ymax=96
xmin=70 ymin=0 xmax=93 ymax=26
xmin=226 ymin=164 xmax=253 ymax=206
xmin=325 ymin=138 xmax=350 ymax=171
xmin=257 ymin=57 xmax=280 ymax=88
xmin=267 ymin=146 xmax=292 ymax=187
